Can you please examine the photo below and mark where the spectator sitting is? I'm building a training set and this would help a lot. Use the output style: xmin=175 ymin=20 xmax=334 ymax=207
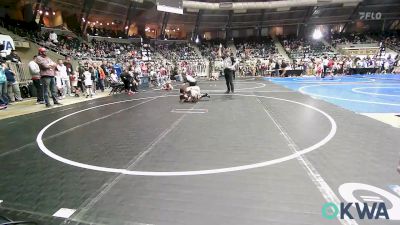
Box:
xmin=49 ymin=31 xmax=58 ymax=44
xmin=6 ymin=50 xmax=21 ymax=63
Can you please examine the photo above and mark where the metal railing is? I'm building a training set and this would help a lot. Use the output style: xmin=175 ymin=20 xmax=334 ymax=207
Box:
xmin=6 ymin=62 xmax=32 ymax=85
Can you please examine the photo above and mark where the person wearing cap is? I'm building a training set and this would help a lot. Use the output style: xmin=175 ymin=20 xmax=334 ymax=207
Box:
xmin=36 ymin=47 xmax=62 ymax=107
xmin=29 ymin=55 xmax=44 ymax=104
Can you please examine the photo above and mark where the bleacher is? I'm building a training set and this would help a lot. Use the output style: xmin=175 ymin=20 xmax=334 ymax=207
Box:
xmin=282 ymin=36 xmax=335 ymax=61
xmin=234 ymin=37 xmax=278 ymax=59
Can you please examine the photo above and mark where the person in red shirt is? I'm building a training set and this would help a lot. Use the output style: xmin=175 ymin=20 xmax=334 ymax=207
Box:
xmin=97 ymin=65 xmax=106 ymax=92
xmin=328 ymin=58 xmax=334 ymax=77
xmin=35 ymin=48 xmax=62 ymax=107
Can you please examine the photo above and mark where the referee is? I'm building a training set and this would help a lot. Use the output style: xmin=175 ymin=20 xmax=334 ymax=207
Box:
xmin=222 ymin=53 xmax=237 ymax=94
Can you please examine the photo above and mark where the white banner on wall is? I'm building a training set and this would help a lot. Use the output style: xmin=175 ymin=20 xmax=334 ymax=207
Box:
xmin=0 ymin=34 xmax=15 ymax=55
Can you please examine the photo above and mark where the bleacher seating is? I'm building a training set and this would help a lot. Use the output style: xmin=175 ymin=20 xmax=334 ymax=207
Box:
xmin=282 ymin=36 xmax=334 ymax=60
xmin=234 ymin=37 xmax=277 ymax=59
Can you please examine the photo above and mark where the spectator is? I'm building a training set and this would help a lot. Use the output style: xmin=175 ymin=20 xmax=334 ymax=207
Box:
xmin=49 ymin=31 xmax=58 ymax=44
xmin=0 ymin=63 xmax=9 ymax=105
xmin=281 ymin=60 xmax=288 ymax=77
xmin=274 ymin=60 xmax=280 ymax=77
xmin=36 ymin=47 xmax=62 ymax=107
xmin=89 ymin=66 xmax=97 ymax=95
xmin=4 ymin=64 xmax=22 ymax=102
xmin=97 ymin=65 xmax=106 ymax=92
xmin=6 ymin=50 xmax=21 ymax=63
xmin=57 ymin=59 xmax=71 ymax=97
xmin=0 ymin=50 xmax=7 ymax=63
xmin=76 ymin=62 xmax=86 ymax=93
xmin=64 ymin=56 xmax=73 ymax=77
xmin=110 ymin=69 xmax=119 ymax=83
xmin=70 ymin=71 xmax=78 ymax=95
xmin=100 ymin=61 xmax=109 ymax=77
xmin=322 ymin=56 xmax=329 ymax=78
xmin=28 ymin=55 xmax=44 ymax=104
xmin=83 ymin=66 xmax=93 ymax=98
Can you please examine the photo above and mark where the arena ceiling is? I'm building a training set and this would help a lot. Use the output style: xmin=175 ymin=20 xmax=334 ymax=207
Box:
xmin=2 ymin=0 xmax=400 ymax=31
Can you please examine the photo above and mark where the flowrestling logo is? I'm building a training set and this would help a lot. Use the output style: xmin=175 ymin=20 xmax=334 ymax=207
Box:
xmin=322 ymin=202 xmax=389 ymax=220
xmin=359 ymin=12 xmax=382 ymax=20
xmin=321 ymin=183 xmax=400 ymax=221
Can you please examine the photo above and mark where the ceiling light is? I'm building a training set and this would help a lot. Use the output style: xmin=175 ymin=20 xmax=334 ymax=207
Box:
xmin=312 ymin=29 xmax=322 ymax=40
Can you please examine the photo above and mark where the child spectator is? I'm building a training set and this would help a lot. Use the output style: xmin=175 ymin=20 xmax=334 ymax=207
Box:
xmin=83 ymin=67 xmax=93 ymax=98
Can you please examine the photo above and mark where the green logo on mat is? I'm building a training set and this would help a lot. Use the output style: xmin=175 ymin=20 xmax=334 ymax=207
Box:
xmin=322 ymin=202 xmax=339 ymax=220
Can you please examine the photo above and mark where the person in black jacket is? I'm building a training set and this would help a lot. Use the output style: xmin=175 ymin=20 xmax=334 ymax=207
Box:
xmin=274 ymin=60 xmax=280 ymax=77
xmin=281 ymin=60 xmax=287 ymax=77
xmin=6 ymin=50 xmax=21 ymax=63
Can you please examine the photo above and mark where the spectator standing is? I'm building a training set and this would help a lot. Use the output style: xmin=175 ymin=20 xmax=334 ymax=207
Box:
xmin=64 ymin=56 xmax=73 ymax=76
xmin=57 ymin=59 xmax=71 ymax=97
xmin=70 ymin=71 xmax=78 ymax=94
xmin=89 ymin=66 xmax=97 ymax=95
xmin=77 ymin=62 xmax=86 ymax=93
xmin=29 ymin=55 xmax=44 ymax=104
xmin=274 ymin=60 xmax=280 ymax=77
xmin=63 ymin=57 xmax=74 ymax=96
xmin=307 ymin=59 xmax=314 ymax=75
xmin=83 ymin=67 xmax=93 ymax=98
xmin=4 ymin=64 xmax=22 ymax=102
xmin=97 ymin=65 xmax=106 ymax=92
xmin=100 ymin=61 xmax=109 ymax=77
xmin=100 ymin=61 xmax=109 ymax=88
xmin=54 ymin=63 xmax=63 ymax=99
xmin=0 ymin=63 xmax=9 ymax=105
xmin=281 ymin=60 xmax=288 ymax=77
xmin=322 ymin=56 xmax=329 ymax=78
xmin=36 ymin=47 xmax=62 ymax=107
